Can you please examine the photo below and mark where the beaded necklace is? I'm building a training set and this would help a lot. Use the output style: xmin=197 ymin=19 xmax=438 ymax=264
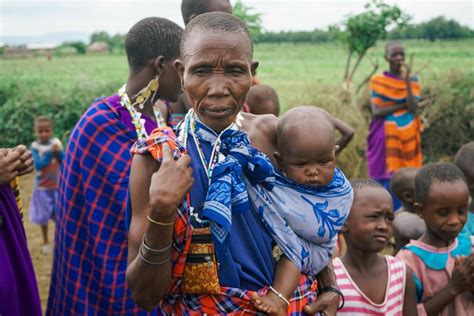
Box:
xmin=118 ymin=84 xmax=166 ymax=139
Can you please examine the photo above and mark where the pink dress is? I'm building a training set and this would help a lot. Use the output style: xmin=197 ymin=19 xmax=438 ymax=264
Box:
xmin=334 ymin=256 xmax=406 ymax=315
xmin=396 ymin=235 xmax=474 ymax=315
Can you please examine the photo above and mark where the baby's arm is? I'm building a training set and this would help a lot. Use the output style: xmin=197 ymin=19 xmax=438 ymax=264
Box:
xmin=252 ymin=256 xmax=300 ymax=316
xmin=422 ymin=255 xmax=474 ymax=315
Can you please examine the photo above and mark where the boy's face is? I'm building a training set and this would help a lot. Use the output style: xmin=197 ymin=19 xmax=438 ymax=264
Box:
xmin=416 ymin=180 xmax=469 ymax=244
xmin=400 ymin=170 xmax=417 ymax=208
xmin=343 ymin=187 xmax=394 ymax=252
xmin=276 ymin=126 xmax=336 ymax=187
xmin=35 ymin=122 xmax=53 ymax=143
xmin=176 ymin=30 xmax=257 ymax=132
xmin=386 ymin=44 xmax=405 ymax=73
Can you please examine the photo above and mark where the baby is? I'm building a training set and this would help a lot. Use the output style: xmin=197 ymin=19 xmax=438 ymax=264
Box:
xmin=250 ymin=106 xmax=353 ymax=315
xmin=390 ymin=167 xmax=426 ymax=253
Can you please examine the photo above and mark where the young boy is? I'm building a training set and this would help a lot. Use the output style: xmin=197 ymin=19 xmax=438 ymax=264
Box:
xmin=333 ymin=179 xmax=417 ymax=315
xmin=390 ymin=167 xmax=426 ymax=253
xmin=29 ymin=116 xmax=63 ymax=254
xmin=250 ymin=106 xmax=353 ymax=315
xmin=455 ymin=142 xmax=474 ymax=236
xmin=245 ymin=84 xmax=281 ymax=116
xmin=397 ymin=163 xmax=474 ymax=315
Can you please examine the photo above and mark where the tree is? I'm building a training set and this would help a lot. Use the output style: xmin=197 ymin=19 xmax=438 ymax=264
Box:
xmin=335 ymin=0 xmax=410 ymax=83
xmin=61 ymin=41 xmax=87 ymax=54
xmin=233 ymin=0 xmax=263 ymax=40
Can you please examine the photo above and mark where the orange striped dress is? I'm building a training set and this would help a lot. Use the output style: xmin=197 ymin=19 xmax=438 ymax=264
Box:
xmin=367 ymin=73 xmax=422 ymax=178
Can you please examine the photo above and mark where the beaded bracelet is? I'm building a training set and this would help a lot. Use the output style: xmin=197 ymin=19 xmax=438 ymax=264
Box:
xmin=138 ymin=243 xmax=171 ymax=266
xmin=141 ymin=235 xmax=172 ymax=254
xmin=268 ymin=286 xmax=290 ymax=306
xmin=319 ymin=285 xmax=345 ymax=310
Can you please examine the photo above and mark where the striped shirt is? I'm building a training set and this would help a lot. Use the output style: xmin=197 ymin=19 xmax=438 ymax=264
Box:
xmin=334 ymin=256 xmax=406 ymax=315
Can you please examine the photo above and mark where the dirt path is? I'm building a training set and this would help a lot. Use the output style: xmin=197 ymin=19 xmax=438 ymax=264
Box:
xmin=19 ymin=173 xmax=55 ymax=312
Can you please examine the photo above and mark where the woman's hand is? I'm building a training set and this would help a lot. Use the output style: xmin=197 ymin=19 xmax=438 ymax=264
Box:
xmin=12 ymin=145 xmax=34 ymax=176
xmin=0 ymin=148 xmax=21 ymax=185
xmin=303 ymin=291 xmax=339 ymax=316
xmin=148 ymin=144 xmax=193 ymax=219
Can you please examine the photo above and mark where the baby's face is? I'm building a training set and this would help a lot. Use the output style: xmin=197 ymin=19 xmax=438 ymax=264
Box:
xmin=277 ymin=127 xmax=336 ymax=187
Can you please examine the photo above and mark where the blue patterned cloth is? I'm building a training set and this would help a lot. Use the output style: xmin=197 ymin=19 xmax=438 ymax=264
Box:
xmin=202 ymin=123 xmax=354 ymax=274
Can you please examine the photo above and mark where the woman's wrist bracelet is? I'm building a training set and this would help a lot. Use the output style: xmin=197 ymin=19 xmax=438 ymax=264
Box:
xmin=138 ymin=243 xmax=171 ymax=266
xmin=319 ymin=285 xmax=345 ymax=310
xmin=268 ymin=286 xmax=290 ymax=306
xmin=141 ymin=235 xmax=172 ymax=254
xmin=147 ymin=214 xmax=174 ymax=226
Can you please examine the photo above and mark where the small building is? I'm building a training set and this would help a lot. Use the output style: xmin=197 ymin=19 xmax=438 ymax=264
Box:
xmin=86 ymin=41 xmax=109 ymax=54
xmin=3 ymin=46 xmax=34 ymax=59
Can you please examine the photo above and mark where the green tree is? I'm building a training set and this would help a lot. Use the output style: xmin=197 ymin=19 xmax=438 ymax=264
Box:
xmin=336 ymin=0 xmax=410 ymax=83
xmin=233 ymin=0 xmax=263 ymax=40
xmin=61 ymin=41 xmax=87 ymax=54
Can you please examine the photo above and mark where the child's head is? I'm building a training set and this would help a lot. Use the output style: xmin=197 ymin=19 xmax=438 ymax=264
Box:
xmin=181 ymin=0 xmax=232 ymax=25
xmin=246 ymin=84 xmax=280 ymax=116
xmin=342 ymin=179 xmax=394 ymax=252
xmin=455 ymin=142 xmax=474 ymax=200
xmin=125 ymin=17 xmax=183 ymax=103
xmin=415 ymin=163 xmax=470 ymax=244
xmin=390 ymin=167 xmax=418 ymax=211
xmin=385 ymin=41 xmax=405 ymax=73
xmin=275 ymin=106 xmax=336 ymax=187
xmin=34 ymin=116 xmax=53 ymax=143
xmin=177 ymin=12 xmax=256 ymax=132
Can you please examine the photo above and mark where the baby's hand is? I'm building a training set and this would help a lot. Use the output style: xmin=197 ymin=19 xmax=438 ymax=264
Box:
xmin=51 ymin=144 xmax=60 ymax=153
xmin=251 ymin=292 xmax=288 ymax=316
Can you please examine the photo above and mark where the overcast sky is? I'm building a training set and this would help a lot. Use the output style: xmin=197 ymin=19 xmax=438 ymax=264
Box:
xmin=1 ymin=0 xmax=473 ymax=38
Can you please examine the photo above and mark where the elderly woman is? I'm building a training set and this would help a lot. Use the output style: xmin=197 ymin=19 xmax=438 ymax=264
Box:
xmin=127 ymin=12 xmax=341 ymax=315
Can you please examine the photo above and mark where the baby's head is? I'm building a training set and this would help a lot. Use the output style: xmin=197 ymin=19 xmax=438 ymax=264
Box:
xmin=34 ymin=115 xmax=53 ymax=143
xmin=342 ymin=179 xmax=394 ymax=252
xmin=274 ymin=106 xmax=337 ymax=187
xmin=415 ymin=163 xmax=470 ymax=244
xmin=246 ymin=84 xmax=280 ymax=116
xmin=455 ymin=142 xmax=474 ymax=202
xmin=390 ymin=167 xmax=418 ymax=212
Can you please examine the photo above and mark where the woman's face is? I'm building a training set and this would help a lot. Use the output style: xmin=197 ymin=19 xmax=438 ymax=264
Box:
xmin=177 ymin=30 xmax=257 ymax=132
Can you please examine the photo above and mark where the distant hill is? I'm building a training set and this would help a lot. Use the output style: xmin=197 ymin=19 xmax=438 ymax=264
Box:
xmin=1 ymin=31 xmax=90 ymax=45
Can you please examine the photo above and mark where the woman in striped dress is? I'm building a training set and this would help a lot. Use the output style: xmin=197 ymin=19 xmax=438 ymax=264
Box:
xmin=366 ymin=41 xmax=422 ymax=210
xmin=334 ymin=179 xmax=417 ymax=315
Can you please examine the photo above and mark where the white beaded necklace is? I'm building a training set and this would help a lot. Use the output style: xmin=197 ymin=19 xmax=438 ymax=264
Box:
xmin=118 ymin=84 xmax=166 ymax=139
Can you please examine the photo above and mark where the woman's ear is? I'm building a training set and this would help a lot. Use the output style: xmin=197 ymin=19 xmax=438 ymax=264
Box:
xmin=175 ymin=59 xmax=185 ymax=85
xmin=251 ymin=61 xmax=259 ymax=76
xmin=153 ymin=56 xmax=165 ymax=76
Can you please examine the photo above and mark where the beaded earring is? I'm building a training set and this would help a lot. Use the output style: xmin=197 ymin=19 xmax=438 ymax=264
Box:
xmin=133 ymin=76 xmax=159 ymax=110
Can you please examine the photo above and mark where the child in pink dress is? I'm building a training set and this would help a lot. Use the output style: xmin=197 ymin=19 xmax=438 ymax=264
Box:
xmin=397 ymin=163 xmax=474 ymax=315
xmin=334 ymin=179 xmax=417 ymax=315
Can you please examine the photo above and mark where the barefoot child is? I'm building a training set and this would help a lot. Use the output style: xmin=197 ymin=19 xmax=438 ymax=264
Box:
xmin=249 ymin=106 xmax=353 ymax=315
xmin=29 ymin=116 xmax=63 ymax=254
xmin=396 ymin=163 xmax=474 ymax=315
xmin=334 ymin=179 xmax=417 ymax=315
xmin=391 ymin=167 xmax=426 ymax=253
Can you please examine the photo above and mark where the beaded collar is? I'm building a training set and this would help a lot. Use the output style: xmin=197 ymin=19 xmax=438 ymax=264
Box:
xmin=118 ymin=84 xmax=166 ymax=139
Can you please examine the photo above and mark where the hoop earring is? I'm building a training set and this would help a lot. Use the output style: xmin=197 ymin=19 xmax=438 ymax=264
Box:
xmin=133 ymin=76 xmax=159 ymax=110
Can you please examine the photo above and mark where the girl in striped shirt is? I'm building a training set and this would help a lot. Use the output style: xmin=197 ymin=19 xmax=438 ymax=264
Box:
xmin=334 ymin=179 xmax=418 ymax=315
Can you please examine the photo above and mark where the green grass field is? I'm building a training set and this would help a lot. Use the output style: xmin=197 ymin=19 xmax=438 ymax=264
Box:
xmin=1 ymin=39 xmax=473 ymax=112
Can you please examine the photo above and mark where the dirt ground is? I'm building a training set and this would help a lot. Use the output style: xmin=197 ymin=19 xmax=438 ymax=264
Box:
xmin=19 ymin=173 xmax=55 ymax=312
